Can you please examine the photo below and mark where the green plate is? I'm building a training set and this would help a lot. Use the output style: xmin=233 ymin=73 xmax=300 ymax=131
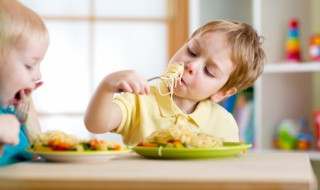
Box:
xmin=27 ymin=148 xmax=131 ymax=163
xmin=131 ymin=142 xmax=252 ymax=159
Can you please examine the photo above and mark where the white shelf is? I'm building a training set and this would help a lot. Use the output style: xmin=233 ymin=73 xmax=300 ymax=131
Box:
xmin=265 ymin=62 xmax=320 ymax=73
xmin=190 ymin=0 xmax=320 ymax=159
xmin=307 ymin=151 xmax=320 ymax=161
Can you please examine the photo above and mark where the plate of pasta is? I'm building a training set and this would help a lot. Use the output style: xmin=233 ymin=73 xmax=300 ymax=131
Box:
xmin=132 ymin=142 xmax=251 ymax=159
xmin=27 ymin=130 xmax=131 ymax=162
xmin=27 ymin=149 xmax=131 ymax=163
xmin=131 ymin=125 xmax=252 ymax=159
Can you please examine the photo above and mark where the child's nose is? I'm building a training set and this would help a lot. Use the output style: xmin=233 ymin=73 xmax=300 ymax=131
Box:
xmin=32 ymin=71 xmax=42 ymax=82
xmin=184 ymin=62 xmax=197 ymax=75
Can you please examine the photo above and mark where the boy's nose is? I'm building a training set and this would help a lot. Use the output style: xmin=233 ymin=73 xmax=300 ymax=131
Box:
xmin=32 ymin=71 xmax=42 ymax=82
xmin=184 ymin=61 xmax=196 ymax=75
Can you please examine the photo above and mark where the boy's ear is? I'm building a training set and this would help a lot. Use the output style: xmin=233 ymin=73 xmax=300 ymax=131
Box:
xmin=210 ymin=87 xmax=237 ymax=103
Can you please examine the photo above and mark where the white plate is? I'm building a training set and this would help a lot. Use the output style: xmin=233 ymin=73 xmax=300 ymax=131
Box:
xmin=27 ymin=149 xmax=131 ymax=163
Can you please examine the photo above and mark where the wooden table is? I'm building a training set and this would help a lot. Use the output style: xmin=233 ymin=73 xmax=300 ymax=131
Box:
xmin=0 ymin=152 xmax=317 ymax=190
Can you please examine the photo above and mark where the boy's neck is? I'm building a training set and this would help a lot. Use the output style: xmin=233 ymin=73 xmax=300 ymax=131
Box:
xmin=172 ymin=95 xmax=199 ymax=114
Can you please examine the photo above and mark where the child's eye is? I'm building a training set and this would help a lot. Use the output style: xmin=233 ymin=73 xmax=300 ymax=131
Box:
xmin=204 ymin=67 xmax=215 ymax=78
xmin=25 ymin=65 xmax=33 ymax=70
xmin=187 ymin=48 xmax=196 ymax=57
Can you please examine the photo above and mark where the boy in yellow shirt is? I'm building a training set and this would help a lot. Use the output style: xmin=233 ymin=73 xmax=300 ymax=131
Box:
xmin=84 ymin=20 xmax=265 ymax=145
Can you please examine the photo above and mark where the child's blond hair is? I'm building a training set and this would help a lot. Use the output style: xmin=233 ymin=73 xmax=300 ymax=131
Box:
xmin=0 ymin=0 xmax=48 ymax=55
xmin=191 ymin=20 xmax=265 ymax=93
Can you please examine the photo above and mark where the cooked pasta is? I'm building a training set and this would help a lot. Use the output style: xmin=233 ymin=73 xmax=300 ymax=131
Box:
xmin=30 ymin=130 xmax=125 ymax=152
xmin=158 ymin=62 xmax=184 ymax=96
xmin=138 ymin=125 xmax=223 ymax=148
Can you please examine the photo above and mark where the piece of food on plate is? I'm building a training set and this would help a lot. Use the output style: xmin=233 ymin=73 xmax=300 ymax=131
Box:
xmin=137 ymin=125 xmax=223 ymax=148
xmin=30 ymin=130 xmax=125 ymax=152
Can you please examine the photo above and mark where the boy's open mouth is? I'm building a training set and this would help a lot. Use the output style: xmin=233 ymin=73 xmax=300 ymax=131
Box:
xmin=13 ymin=91 xmax=21 ymax=105
xmin=13 ymin=89 xmax=30 ymax=104
xmin=15 ymin=88 xmax=33 ymax=102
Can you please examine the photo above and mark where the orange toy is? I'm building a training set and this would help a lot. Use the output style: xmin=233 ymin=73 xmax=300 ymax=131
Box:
xmin=308 ymin=33 xmax=320 ymax=61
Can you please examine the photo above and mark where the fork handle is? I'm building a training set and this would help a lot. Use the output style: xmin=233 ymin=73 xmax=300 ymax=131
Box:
xmin=147 ymin=76 xmax=160 ymax=82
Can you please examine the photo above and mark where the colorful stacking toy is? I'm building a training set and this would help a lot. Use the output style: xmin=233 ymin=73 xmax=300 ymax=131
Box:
xmin=286 ymin=18 xmax=301 ymax=62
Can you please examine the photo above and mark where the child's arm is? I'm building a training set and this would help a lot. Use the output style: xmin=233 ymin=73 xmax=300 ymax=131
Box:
xmin=84 ymin=70 xmax=150 ymax=134
xmin=0 ymin=114 xmax=20 ymax=145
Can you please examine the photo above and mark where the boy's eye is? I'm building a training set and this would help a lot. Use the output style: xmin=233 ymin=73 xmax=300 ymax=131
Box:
xmin=204 ymin=67 xmax=215 ymax=78
xmin=188 ymin=48 xmax=196 ymax=57
xmin=25 ymin=65 xmax=33 ymax=70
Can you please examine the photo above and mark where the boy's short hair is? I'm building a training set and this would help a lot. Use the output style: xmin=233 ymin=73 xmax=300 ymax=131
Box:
xmin=191 ymin=20 xmax=265 ymax=93
xmin=0 ymin=0 xmax=48 ymax=55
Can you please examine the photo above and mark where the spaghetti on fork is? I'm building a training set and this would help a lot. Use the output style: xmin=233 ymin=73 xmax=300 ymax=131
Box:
xmin=158 ymin=62 xmax=184 ymax=96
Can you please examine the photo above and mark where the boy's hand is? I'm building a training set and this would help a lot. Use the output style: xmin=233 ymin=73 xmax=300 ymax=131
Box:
xmin=14 ymin=81 xmax=42 ymax=124
xmin=103 ymin=70 xmax=151 ymax=95
xmin=14 ymin=81 xmax=42 ymax=105
xmin=0 ymin=114 xmax=20 ymax=146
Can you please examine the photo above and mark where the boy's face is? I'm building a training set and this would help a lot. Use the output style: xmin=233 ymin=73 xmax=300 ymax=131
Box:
xmin=169 ymin=31 xmax=236 ymax=103
xmin=0 ymin=37 xmax=48 ymax=105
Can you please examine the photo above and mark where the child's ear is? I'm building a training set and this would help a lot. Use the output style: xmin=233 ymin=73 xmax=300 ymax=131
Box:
xmin=210 ymin=87 xmax=237 ymax=103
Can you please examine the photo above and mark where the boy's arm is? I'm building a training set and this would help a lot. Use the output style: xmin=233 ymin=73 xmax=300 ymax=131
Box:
xmin=84 ymin=83 xmax=122 ymax=133
xmin=84 ymin=70 xmax=150 ymax=134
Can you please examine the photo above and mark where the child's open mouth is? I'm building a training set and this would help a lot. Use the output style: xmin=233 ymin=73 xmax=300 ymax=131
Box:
xmin=13 ymin=89 xmax=31 ymax=105
xmin=13 ymin=91 xmax=21 ymax=105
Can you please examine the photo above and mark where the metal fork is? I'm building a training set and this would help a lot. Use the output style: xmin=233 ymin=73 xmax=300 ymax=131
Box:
xmin=147 ymin=76 xmax=160 ymax=82
xmin=147 ymin=76 xmax=173 ymax=82
xmin=0 ymin=100 xmax=30 ymax=156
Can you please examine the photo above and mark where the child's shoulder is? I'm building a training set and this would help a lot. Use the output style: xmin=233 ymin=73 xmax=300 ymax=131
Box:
xmin=205 ymin=100 xmax=231 ymax=114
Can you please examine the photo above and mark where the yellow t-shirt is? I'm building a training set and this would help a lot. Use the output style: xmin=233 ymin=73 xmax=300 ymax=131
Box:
xmin=113 ymin=81 xmax=239 ymax=145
